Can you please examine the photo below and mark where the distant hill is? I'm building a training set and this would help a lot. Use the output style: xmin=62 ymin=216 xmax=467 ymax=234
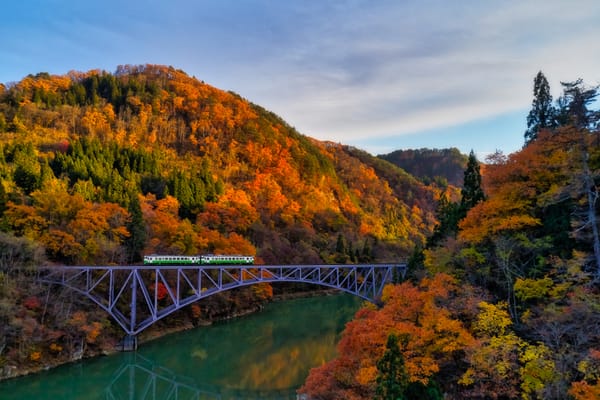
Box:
xmin=0 ymin=64 xmax=439 ymax=267
xmin=379 ymin=148 xmax=468 ymax=187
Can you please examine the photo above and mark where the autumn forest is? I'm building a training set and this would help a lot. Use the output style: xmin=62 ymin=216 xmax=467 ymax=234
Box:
xmin=0 ymin=65 xmax=599 ymax=399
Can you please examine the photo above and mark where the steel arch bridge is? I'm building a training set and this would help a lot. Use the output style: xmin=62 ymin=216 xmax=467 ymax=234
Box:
xmin=40 ymin=263 xmax=406 ymax=337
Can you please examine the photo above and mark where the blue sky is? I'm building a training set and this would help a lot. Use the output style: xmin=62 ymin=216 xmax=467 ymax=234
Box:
xmin=1 ymin=1 xmax=599 ymax=159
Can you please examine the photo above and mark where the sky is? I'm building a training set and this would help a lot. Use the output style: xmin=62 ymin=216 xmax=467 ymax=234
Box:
xmin=1 ymin=1 xmax=599 ymax=159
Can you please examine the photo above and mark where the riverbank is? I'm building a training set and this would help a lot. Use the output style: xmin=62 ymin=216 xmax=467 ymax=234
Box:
xmin=1 ymin=293 xmax=362 ymax=400
xmin=0 ymin=287 xmax=345 ymax=382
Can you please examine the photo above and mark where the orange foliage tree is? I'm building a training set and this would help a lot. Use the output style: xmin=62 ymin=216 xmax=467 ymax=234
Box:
xmin=4 ymin=180 xmax=130 ymax=263
xmin=299 ymin=274 xmax=474 ymax=399
xmin=570 ymin=349 xmax=600 ymax=399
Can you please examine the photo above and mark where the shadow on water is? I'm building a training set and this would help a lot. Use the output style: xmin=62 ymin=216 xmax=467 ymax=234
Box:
xmin=0 ymin=294 xmax=361 ymax=400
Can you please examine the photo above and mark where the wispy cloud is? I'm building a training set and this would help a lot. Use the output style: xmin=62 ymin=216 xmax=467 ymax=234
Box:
xmin=1 ymin=0 xmax=599 ymax=155
xmin=229 ymin=0 xmax=600 ymax=148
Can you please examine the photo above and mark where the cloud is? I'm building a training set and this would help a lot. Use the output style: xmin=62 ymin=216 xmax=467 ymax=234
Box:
xmin=217 ymin=0 xmax=600 ymax=146
xmin=1 ymin=0 xmax=598 ymax=155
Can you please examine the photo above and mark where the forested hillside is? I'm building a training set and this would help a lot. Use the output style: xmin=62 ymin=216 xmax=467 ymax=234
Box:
xmin=379 ymin=147 xmax=468 ymax=187
xmin=0 ymin=65 xmax=441 ymax=377
xmin=301 ymin=73 xmax=600 ymax=399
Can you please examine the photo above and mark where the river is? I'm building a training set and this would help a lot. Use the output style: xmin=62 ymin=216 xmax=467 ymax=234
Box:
xmin=0 ymin=294 xmax=361 ymax=399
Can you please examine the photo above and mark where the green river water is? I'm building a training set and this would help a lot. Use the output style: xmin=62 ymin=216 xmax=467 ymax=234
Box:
xmin=0 ymin=294 xmax=361 ymax=400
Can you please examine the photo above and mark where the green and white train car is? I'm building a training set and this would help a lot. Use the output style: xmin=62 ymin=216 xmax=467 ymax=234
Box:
xmin=200 ymin=254 xmax=254 ymax=265
xmin=143 ymin=254 xmax=254 ymax=265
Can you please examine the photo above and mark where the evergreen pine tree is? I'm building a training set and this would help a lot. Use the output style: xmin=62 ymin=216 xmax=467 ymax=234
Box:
xmin=335 ymin=234 xmax=348 ymax=263
xmin=525 ymin=71 xmax=556 ymax=144
xmin=407 ymin=243 xmax=425 ymax=271
xmin=428 ymin=194 xmax=462 ymax=246
xmin=556 ymin=79 xmax=599 ymax=129
xmin=428 ymin=151 xmax=484 ymax=247
xmin=336 ymin=234 xmax=346 ymax=254
xmin=347 ymin=241 xmax=355 ymax=262
xmin=38 ymin=159 xmax=55 ymax=187
xmin=125 ymin=194 xmax=146 ymax=263
xmin=555 ymin=81 xmax=600 ymax=276
xmin=376 ymin=333 xmax=409 ymax=400
xmin=460 ymin=150 xmax=485 ymax=213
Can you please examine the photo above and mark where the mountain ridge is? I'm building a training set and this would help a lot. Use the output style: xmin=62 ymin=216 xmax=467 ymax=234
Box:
xmin=0 ymin=64 xmax=448 ymax=265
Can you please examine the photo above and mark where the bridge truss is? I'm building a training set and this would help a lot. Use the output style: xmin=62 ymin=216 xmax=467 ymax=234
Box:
xmin=40 ymin=264 xmax=405 ymax=336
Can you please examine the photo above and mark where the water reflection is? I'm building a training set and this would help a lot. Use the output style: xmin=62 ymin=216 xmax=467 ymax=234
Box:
xmin=105 ymin=353 xmax=297 ymax=400
xmin=0 ymin=294 xmax=361 ymax=400
xmin=135 ymin=294 xmax=360 ymax=393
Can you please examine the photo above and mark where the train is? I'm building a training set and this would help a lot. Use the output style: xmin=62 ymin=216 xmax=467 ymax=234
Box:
xmin=143 ymin=254 xmax=254 ymax=265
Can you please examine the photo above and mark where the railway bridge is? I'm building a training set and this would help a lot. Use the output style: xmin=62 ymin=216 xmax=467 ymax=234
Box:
xmin=40 ymin=263 xmax=406 ymax=347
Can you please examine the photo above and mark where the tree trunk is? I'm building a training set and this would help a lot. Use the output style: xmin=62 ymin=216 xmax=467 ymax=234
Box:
xmin=581 ymin=147 xmax=600 ymax=278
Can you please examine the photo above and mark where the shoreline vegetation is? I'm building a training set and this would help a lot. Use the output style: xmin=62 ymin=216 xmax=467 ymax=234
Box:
xmin=0 ymin=287 xmax=342 ymax=382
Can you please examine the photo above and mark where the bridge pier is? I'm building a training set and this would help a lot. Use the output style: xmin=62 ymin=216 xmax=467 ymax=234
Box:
xmin=117 ymin=335 xmax=138 ymax=352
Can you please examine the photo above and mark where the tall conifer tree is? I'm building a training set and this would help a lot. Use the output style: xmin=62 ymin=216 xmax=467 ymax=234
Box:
xmin=557 ymin=79 xmax=599 ymax=129
xmin=427 ymin=151 xmax=484 ymax=248
xmin=460 ymin=150 xmax=485 ymax=213
xmin=525 ymin=71 xmax=555 ymax=144
xmin=125 ymin=194 xmax=146 ymax=263
xmin=555 ymin=81 xmax=600 ymax=277
xmin=376 ymin=334 xmax=409 ymax=400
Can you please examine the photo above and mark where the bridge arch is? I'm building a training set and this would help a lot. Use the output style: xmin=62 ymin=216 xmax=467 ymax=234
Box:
xmin=40 ymin=264 xmax=405 ymax=337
